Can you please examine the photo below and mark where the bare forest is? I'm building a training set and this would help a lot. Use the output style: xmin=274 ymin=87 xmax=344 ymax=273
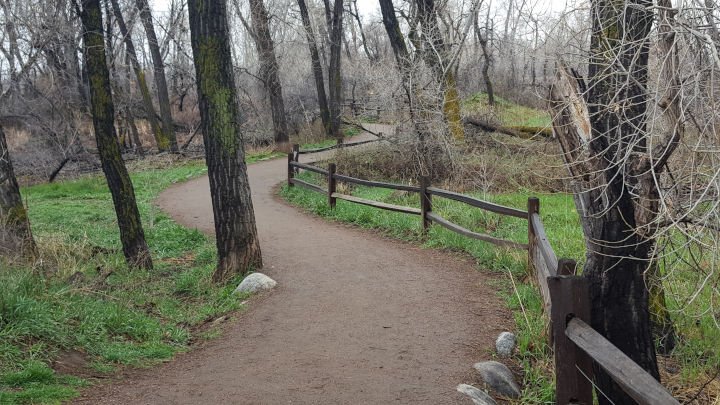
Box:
xmin=1 ymin=0 xmax=720 ymax=403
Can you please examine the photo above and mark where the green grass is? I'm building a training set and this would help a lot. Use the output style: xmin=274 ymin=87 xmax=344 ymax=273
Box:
xmin=463 ymin=93 xmax=551 ymax=128
xmin=281 ymin=171 xmax=720 ymax=402
xmin=0 ymin=150 xmax=281 ymax=404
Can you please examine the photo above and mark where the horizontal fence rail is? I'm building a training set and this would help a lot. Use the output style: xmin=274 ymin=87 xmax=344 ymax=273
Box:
xmin=427 ymin=187 xmax=528 ymax=219
xmin=426 ymin=212 xmax=527 ymax=250
xmin=285 ymin=144 xmax=680 ymax=404
xmin=565 ymin=318 xmax=680 ymax=405
xmin=333 ymin=173 xmax=421 ymax=192
xmin=332 ymin=193 xmax=421 ymax=215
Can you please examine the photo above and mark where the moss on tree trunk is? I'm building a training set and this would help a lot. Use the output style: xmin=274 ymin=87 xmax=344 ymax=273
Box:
xmin=188 ymin=0 xmax=263 ymax=281
xmin=79 ymin=0 xmax=152 ymax=269
xmin=0 ymin=126 xmax=37 ymax=260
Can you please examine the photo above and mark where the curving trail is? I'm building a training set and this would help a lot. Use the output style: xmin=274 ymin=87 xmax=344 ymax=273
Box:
xmin=76 ymin=125 xmax=511 ymax=404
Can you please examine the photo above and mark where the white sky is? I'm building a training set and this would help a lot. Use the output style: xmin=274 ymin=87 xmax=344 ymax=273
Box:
xmin=151 ymin=0 xmax=380 ymax=15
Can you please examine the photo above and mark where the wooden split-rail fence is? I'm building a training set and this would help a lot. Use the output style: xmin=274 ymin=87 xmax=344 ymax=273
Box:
xmin=286 ymin=143 xmax=679 ymax=405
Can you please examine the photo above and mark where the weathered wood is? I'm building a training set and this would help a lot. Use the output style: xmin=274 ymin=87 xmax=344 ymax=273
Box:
xmin=420 ymin=176 xmax=432 ymax=232
xmin=527 ymin=197 xmax=539 ymax=275
xmin=533 ymin=245 xmax=553 ymax=317
xmin=428 ymin=187 xmax=528 ymax=219
xmin=426 ymin=212 xmax=528 ymax=250
xmin=290 ymin=178 xmax=327 ymax=194
xmin=297 ymin=138 xmax=381 ymax=154
xmin=332 ymin=193 xmax=421 ymax=215
xmin=292 ymin=144 xmax=300 ymax=174
xmin=464 ymin=117 xmax=552 ymax=139
xmin=334 ymin=174 xmax=420 ymax=192
xmin=530 ymin=213 xmax=558 ymax=272
xmin=287 ymin=152 xmax=294 ymax=187
xmin=328 ymin=163 xmax=337 ymax=208
xmin=548 ymin=274 xmax=593 ymax=405
xmin=290 ymin=161 xmax=329 ymax=175
xmin=566 ymin=318 xmax=680 ymax=405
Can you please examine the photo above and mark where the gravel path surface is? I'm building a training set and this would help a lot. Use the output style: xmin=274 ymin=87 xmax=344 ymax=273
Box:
xmin=75 ymin=125 xmax=510 ymax=404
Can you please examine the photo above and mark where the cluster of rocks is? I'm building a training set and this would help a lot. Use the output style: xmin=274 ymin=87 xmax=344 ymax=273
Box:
xmin=457 ymin=332 xmax=521 ymax=405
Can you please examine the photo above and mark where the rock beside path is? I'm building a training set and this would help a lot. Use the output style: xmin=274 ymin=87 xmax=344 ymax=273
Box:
xmin=233 ymin=273 xmax=277 ymax=294
xmin=456 ymin=384 xmax=497 ymax=405
xmin=495 ymin=332 xmax=516 ymax=357
xmin=473 ymin=361 xmax=521 ymax=398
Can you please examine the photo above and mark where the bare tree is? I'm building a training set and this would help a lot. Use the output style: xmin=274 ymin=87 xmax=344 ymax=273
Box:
xmin=246 ymin=0 xmax=290 ymax=144
xmin=327 ymin=0 xmax=344 ymax=139
xmin=188 ymin=0 xmax=263 ymax=281
xmin=0 ymin=126 xmax=36 ymax=259
xmin=78 ymin=0 xmax=153 ymax=269
xmin=135 ymin=0 xmax=178 ymax=151
xmin=108 ymin=0 xmax=171 ymax=152
xmin=297 ymin=0 xmax=331 ymax=135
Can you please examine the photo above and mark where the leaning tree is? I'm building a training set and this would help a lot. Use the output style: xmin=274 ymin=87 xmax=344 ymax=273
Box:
xmin=77 ymin=0 xmax=153 ymax=269
xmin=0 ymin=126 xmax=37 ymax=260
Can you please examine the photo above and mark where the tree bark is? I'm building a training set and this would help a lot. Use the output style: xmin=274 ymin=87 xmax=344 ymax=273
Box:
xmin=188 ymin=0 xmax=263 ymax=281
xmin=297 ymin=0 xmax=331 ymax=136
xmin=0 ymin=126 xmax=37 ymax=259
xmin=108 ymin=0 xmax=171 ymax=152
xmin=549 ymin=0 xmax=661 ymax=394
xmin=414 ymin=0 xmax=464 ymax=140
xmin=327 ymin=0 xmax=344 ymax=139
xmin=350 ymin=0 xmax=375 ymax=61
xmin=474 ymin=7 xmax=494 ymax=105
xmin=79 ymin=0 xmax=153 ymax=269
xmin=135 ymin=0 xmax=178 ymax=152
xmin=248 ymin=0 xmax=289 ymax=144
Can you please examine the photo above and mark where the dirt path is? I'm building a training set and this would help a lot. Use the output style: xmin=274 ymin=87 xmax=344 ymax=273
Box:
xmin=76 ymin=125 xmax=511 ymax=404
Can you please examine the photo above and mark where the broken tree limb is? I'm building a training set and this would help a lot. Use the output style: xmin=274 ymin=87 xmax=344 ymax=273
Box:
xmin=463 ymin=117 xmax=552 ymax=139
xmin=341 ymin=118 xmax=384 ymax=137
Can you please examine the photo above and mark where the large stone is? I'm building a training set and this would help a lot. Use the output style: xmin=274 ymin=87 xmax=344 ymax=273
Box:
xmin=495 ymin=332 xmax=516 ymax=357
xmin=473 ymin=361 xmax=521 ymax=399
xmin=456 ymin=384 xmax=497 ymax=405
xmin=233 ymin=273 xmax=277 ymax=294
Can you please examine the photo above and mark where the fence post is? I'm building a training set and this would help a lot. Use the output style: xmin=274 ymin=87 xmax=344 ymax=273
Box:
xmin=548 ymin=265 xmax=593 ymax=405
xmin=527 ymin=197 xmax=540 ymax=273
xmin=292 ymin=144 xmax=300 ymax=174
xmin=287 ymin=152 xmax=294 ymax=187
xmin=420 ymin=176 xmax=432 ymax=233
xmin=328 ymin=163 xmax=337 ymax=209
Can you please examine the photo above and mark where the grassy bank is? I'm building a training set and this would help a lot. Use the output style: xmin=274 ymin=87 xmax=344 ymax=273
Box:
xmin=0 ymin=151 xmax=280 ymax=404
xmin=280 ymin=171 xmax=719 ymax=403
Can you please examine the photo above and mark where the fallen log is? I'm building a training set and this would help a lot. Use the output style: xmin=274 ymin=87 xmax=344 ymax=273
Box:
xmin=463 ymin=117 xmax=552 ymax=139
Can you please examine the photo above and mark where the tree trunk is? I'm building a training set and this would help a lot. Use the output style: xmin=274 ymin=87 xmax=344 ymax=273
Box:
xmin=549 ymin=0 xmax=662 ymax=394
xmin=414 ymin=0 xmax=464 ymax=140
xmin=327 ymin=0 xmax=344 ymax=140
xmin=135 ymin=0 xmax=178 ymax=152
xmin=108 ymin=0 xmax=171 ymax=152
xmin=297 ymin=0 xmax=331 ymax=136
xmin=79 ymin=0 xmax=153 ymax=269
xmin=188 ymin=0 xmax=263 ymax=281
xmin=0 ymin=126 xmax=37 ymax=259
xmin=351 ymin=0 xmax=375 ymax=61
xmin=248 ymin=0 xmax=289 ymax=144
xmin=475 ymin=6 xmax=494 ymax=105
